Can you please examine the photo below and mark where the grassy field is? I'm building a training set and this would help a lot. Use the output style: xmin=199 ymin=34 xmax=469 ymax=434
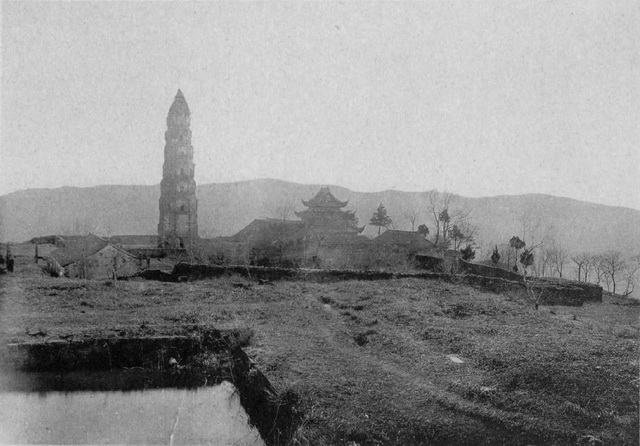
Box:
xmin=1 ymin=256 xmax=638 ymax=445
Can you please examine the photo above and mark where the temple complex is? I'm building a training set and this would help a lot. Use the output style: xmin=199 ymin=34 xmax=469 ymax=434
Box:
xmin=295 ymin=187 xmax=365 ymax=236
xmin=224 ymin=187 xmax=368 ymax=267
xmin=158 ymin=90 xmax=199 ymax=249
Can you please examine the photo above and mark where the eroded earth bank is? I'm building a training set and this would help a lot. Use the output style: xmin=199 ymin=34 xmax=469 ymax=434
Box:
xmin=1 ymin=263 xmax=638 ymax=445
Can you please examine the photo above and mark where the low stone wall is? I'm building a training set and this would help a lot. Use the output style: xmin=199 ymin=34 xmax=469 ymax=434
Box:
xmin=457 ymin=275 xmax=595 ymax=306
xmin=457 ymin=274 xmax=524 ymax=295
xmin=170 ymin=263 xmax=447 ymax=283
xmin=458 ymin=260 xmax=523 ymax=282
xmin=535 ymin=277 xmax=603 ymax=303
xmin=139 ymin=263 xmax=602 ymax=307
xmin=415 ymin=254 xmax=445 ymax=272
xmin=534 ymin=283 xmax=586 ymax=306
xmin=139 ymin=268 xmax=185 ymax=282
xmin=5 ymin=329 xmax=232 ymax=372
xmin=457 ymin=262 xmax=602 ymax=305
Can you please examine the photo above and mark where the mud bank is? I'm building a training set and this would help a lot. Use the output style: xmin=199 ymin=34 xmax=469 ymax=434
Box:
xmin=142 ymin=263 xmax=602 ymax=306
xmin=1 ymin=328 xmax=302 ymax=446
xmin=145 ymin=262 xmax=449 ymax=283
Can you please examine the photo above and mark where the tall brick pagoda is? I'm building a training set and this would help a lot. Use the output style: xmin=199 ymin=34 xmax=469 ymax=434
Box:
xmin=158 ymin=90 xmax=198 ymax=249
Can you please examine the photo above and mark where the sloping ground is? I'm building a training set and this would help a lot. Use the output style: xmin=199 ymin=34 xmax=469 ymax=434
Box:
xmin=0 ymin=263 xmax=637 ymax=445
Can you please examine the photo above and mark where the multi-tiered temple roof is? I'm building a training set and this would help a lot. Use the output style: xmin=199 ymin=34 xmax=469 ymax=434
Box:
xmin=301 ymin=187 xmax=348 ymax=209
xmin=295 ymin=187 xmax=364 ymax=235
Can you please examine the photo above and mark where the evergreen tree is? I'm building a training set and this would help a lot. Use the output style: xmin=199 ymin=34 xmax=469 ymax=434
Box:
xmin=520 ymin=249 xmax=534 ymax=269
xmin=370 ymin=203 xmax=393 ymax=235
xmin=509 ymin=236 xmax=526 ymax=268
xmin=417 ymin=224 xmax=430 ymax=238
xmin=491 ymin=245 xmax=501 ymax=265
xmin=461 ymin=244 xmax=476 ymax=261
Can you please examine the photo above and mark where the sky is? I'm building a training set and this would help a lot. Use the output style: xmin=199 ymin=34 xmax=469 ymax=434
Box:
xmin=1 ymin=1 xmax=638 ymax=209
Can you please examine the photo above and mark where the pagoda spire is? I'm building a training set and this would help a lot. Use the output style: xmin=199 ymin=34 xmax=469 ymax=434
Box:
xmin=167 ymin=89 xmax=190 ymax=126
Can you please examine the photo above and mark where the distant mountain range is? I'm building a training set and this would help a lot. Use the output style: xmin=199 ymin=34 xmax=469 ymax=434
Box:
xmin=1 ymin=179 xmax=639 ymax=259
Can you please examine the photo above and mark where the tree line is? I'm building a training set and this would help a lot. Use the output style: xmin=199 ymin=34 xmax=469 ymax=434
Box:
xmin=369 ymin=191 xmax=477 ymax=260
xmin=369 ymin=194 xmax=639 ymax=297
xmin=487 ymin=239 xmax=639 ymax=297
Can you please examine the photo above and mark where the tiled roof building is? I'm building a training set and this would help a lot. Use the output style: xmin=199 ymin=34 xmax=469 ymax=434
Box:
xmin=295 ymin=187 xmax=365 ymax=235
xmin=374 ymin=230 xmax=436 ymax=254
xmin=48 ymin=234 xmax=139 ymax=279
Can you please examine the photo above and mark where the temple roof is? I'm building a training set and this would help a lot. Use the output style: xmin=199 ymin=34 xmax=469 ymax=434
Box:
xmin=302 ymin=187 xmax=348 ymax=208
xmin=50 ymin=234 xmax=109 ymax=267
xmin=168 ymin=89 xmax=190 ymax=116
xmin=229 ymin=219 xmax=306 ymax=243
xmin=374 ymin=230 xmax=436 ymax=251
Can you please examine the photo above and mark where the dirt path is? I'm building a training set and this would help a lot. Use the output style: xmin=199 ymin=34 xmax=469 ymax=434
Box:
xmin=0 ymin=273 xmax=33 ymax=340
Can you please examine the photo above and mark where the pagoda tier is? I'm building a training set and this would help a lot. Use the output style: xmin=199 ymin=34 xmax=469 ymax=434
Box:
xmin=301 ymin=187 xmax=348 ymax=209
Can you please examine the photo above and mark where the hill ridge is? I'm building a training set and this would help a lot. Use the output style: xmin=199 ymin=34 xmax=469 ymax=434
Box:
xmin=1 ymin=180 xmax=639 ymax=259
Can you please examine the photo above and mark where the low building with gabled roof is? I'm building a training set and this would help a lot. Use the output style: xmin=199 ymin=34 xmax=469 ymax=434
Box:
xmin=47 ymin=234 xmax=140 ymax=279
xmin=374 ymin=230 xmax=436 ymax=255
xmin=229 ymin=219 xmax=306 ymax=244
xmin=223 ymin=219 xmax=309 ymax=266
xmin=108 ymin=235 xmax=159 ymax=248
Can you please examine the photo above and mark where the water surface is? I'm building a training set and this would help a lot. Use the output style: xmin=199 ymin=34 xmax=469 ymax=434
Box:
xmin=0 ymin=381 xmax=265 ymax=445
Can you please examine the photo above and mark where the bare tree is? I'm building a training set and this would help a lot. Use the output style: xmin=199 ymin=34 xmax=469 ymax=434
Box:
xmin=450 ymin=225 xmax=465 ymax=250
xmin=599 ymin=250 xmax=626 ymax=294
xmin=547 ymin=242 xmax=568 ymax=278
xmin=534 ymin=247 xmax=553 ymax=277
xmin=571 ymin=252 xmax=592 ymax=282
xmin=582 ymin=254 xmax=595 ymax=282
xmin=498 ymin=243 xmax=514 ymax=271
xmin=519 ymin=249 xmax=546 ymax=310
xmin=621 ymin=266 xmax=638 ymax=297
xmin=602 ymin=269 xmax=612 ymax=292
xmin=591 ymin=254 xmax=606 ymax=286
xmin=404 ymin=207 xmax=419 ymax=232
xmin=621 ymin=254 xmax=640 ymax=297
xmin=427 ymin=191 xmax=472 ymax=248
xmin=463 ymin=221 xmax=477 ymax=244
xmin=516 ymin=212 xmax=555 ymax=276
xmin=518 ymin=211 xmax=538 ymax=247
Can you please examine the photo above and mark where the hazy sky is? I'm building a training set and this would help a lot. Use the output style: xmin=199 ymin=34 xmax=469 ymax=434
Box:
xmin=2 ymin=1 xmax=638 ymax=209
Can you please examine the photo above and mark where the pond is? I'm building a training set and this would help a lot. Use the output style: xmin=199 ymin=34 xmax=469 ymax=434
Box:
xmin=0 ymin=381 xmax=265 ymax=445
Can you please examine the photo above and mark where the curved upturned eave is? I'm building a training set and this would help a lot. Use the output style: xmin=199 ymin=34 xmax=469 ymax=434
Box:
xmin=301 ymin=187 xmax=349 ymax=208
xmin=301 ymin=199 xmax=348 ymax=208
